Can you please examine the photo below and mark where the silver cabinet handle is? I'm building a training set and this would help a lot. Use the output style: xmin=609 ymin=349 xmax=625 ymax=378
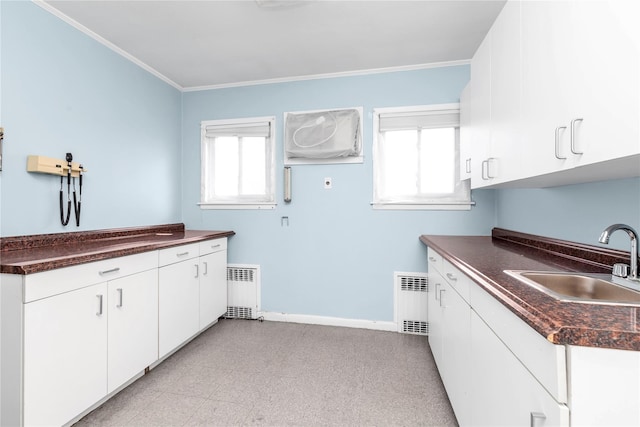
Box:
xmin=116 ymin=288 xmax=123 ymax=308
xmin=96 ymin=294 xmax=103 ymax=316
xmin=482 ymin=158 xmax=497 ymax=179
xmin=465 ymin=158 xmax=471 ymax=174
xmin=446 ymin=272 xmax=457 ymax=281
xmin=211 ymin=244 xmax=221 ymax=249
xmin=428 ymin=256 xmax=437 ymax=263
xmin=434 ymin=283 xmax=441 ymax=300
xmin=570 ymin=118 xmax=584 ymax=154
xmin=555 ymin=126 xmax=567 ymax=159
xmin=530 ymin=412 xmax=546 ymax=427
xmin=194 ymin=264 xmax=199 ymax=278
xmin=177 ymin=251 xmax=190 ymax=257
xmin=481 ymin=160 xmax=489 ymax=180
xmin=99 ymin=267 xmax=120 ymax=276
xmin=203 ymin=261 xmax=208 ymax=275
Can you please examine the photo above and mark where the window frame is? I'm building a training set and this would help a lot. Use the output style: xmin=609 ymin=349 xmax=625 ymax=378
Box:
xmin=372 ymin=104 xmax=472 ymax=211
xmin=199 ymin=116 xmax=276 ymax=210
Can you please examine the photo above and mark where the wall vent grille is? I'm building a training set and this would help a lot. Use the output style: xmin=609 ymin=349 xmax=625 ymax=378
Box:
xmin=400 ymin=276 xmax=428 ymax=292
xmin=226 ymin=265 xmax=260 ymax=320
xmin=395 ymin=272 xmax=429 ymax=336
xmin=403 ymin=320 xmax=428 ymax=335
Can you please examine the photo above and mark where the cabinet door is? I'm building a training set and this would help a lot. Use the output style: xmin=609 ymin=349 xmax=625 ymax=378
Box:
xmin=521 ymin=0 xmax=575 ymax=177
xmin=440 ymin=279 xmax=471 ymax=426
xmin=569 ymin=0 xmax=640 ymax=166
xmin=427 ymin=269 xmax=444 ymax=369
xmin=24 ymin=283 xmax=108 ymax=427
xmin=107 ymin=269 xmax=159 ymax=393
xmin=470 ymin=311 xmax=569 ymax=426
xmin=199 ymin=250 xmax=227 ymax=330
xmin=488 ymin=0 xmax=522 ymax=185
xmin=469 ymin=33 xmax=493 ymax=188
xmin=159 ymin=260 xmax=200 ymax=358
xmin=459 ymin=83 xmax=472 ymax=181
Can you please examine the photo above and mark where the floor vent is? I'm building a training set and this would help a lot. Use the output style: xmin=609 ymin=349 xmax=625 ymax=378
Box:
xmin=395 ymin=272 xmax=429 ymax=335
xmin=226 ymin=264 xmax=260 ymax=320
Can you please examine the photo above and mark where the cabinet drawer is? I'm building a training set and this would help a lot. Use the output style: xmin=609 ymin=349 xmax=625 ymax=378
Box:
xmin=442 ymin=259 xmax=470 ymax=303
xmin=24 ymin=251 xmax=158 ymax=303
xmin=470 ymin=283 xmax=567 ymax=403
xmin=158 ymin=243 xmax=200 ymax=267
xmin=427 ymin=248 xmax=443 ymax=274
xmin=199 ymin=238 xmax=227 ymax=256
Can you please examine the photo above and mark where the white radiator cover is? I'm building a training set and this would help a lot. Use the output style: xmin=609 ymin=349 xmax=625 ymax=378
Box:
xmin=395 ymin=272 xmax=429 ymax=335
xmin=226 ymin=264 xmax=260 ymax=320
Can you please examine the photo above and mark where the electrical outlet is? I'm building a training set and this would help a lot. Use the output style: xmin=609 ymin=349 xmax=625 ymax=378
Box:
xmin=324 ymin=177 xmax=332 ymax=189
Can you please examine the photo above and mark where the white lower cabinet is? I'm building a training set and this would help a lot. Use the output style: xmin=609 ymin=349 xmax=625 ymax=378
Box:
xmin=107 ymin=269 xmax=159 ymax=393
xmin=158 ymin=238 xmax=228 ymax=358
xmin=1 ymin=237 xmax=229 ymax=427
xmin=427 ymin=247 xmax=568 ymax=426
xmin=470 ymin=311 xmax=569 ymax=426
xmin=427 ymin=250 xmax=470 ymax=425
xmin=158 ymin=245 xmax=201 ymax=358
xmin=198 ymin=239 xmax=228 ymax=330
xmin=23 ymin=282 xmax=108 ymax=427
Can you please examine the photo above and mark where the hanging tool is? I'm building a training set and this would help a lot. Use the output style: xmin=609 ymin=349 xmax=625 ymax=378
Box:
xmin=59 ymin=153 xmax=73 ymax=226
xmin=74 ymin=165 xmax=84 ymax=226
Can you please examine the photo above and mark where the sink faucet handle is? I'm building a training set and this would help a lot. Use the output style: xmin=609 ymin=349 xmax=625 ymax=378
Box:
xmin=612 ymin=263 xmax=630 ymax=278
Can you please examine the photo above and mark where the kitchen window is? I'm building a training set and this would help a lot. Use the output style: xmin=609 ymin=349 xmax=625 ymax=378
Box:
xmin=372 ymin=104 xmax=471 ymax=210
xmin=200 ymin=117 xmax=276 ymax=209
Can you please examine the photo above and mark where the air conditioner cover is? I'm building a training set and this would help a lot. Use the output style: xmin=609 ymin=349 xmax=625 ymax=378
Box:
xmin=284 ymin=108 xmax=361 ymax=159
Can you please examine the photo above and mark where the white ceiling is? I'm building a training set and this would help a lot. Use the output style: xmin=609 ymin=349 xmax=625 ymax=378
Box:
xmin=41 ymin=0 xmax=507 ymax=90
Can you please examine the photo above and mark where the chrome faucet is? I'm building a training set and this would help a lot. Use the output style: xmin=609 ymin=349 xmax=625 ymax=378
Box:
xmin=599 ymin=223 xmax=639 ymax=282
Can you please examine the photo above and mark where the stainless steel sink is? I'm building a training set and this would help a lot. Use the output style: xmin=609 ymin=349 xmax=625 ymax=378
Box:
xmin=504 ymin=270 xmax=640 ymax=306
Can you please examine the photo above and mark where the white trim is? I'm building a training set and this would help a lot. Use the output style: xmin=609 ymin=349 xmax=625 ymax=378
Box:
xmin=372 ymin=203 xmax=473 ymax=211
xmin=198 ymin=203 xmax=276 ymax=210
xmin=183 ymin=60 xmax=471 ymax=92
xmin=259 ymin=311 xmax=397 ymax=332
xmin=33 ymin=0 xmax=182 ymax=91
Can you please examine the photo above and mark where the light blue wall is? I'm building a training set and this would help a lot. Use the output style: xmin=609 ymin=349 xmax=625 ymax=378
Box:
xmin=182 ymin=67 xmax=496 ymax=322
xmin=496 ymin=177 xmax=640 ymax=251
xmin=0 ymin=1 xmax=182 ymax=237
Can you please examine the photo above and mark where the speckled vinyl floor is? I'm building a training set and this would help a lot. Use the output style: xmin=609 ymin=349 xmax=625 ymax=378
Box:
xmin=74 ymin=319 xmax=457 ymax=427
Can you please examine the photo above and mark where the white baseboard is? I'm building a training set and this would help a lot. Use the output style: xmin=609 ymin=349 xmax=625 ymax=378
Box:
xmin=259 ymin=311 xmax=397 ymax=332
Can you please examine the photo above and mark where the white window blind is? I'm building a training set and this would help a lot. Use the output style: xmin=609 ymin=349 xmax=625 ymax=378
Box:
xmin=204 ymin=122 xmax=271 ymax=138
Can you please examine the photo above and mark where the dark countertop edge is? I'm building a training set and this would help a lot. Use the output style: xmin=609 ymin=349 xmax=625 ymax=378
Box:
xmin=419 ymin=233 xmax=640 ymax=352
xmin=1 ymin=227 xmax=235 ymax=275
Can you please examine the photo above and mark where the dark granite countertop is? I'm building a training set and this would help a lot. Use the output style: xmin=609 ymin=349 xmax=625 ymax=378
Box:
xmin=421 ymin=228 xmax=640 ymax=351
xmin=1 ymin=223 xmax=235 ymax=275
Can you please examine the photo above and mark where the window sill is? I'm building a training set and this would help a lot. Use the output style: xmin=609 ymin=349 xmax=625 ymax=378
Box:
xmin=371 ymin=202 xmax=474 ymax=211
xmin=198 ymin=202 xmax=276 ymax=210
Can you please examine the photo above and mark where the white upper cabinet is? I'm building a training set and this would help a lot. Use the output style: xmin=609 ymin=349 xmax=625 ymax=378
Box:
xmin=488 ymin=0 xmax=522 ymax=185
xmin=520 ymin=0 xmax=574 ymax=177
xmin=469 ymin=32 xmax=492 ymax=187
xmin=569 ymin=1 xmax=639 ymax=166
xmin=466 ymin=0 xmax=640 ymax=188
xmin=459 ymin=83 xmax=473 ymax=182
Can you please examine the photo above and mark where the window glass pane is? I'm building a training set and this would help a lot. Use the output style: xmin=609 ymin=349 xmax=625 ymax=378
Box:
xmin=240 ymin=137 xmax=266 ymax=195
xmin=381 ymin=130 xmax=418 ymax=197
xmin=214 ymin=136 xmax=239 ymax=197
xmin=420 ymin=128 xmax=455 ymax=194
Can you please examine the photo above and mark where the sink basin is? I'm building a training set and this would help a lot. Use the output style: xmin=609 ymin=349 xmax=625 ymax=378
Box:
xmin=504 ymin=270 xmax=640 ymax=306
